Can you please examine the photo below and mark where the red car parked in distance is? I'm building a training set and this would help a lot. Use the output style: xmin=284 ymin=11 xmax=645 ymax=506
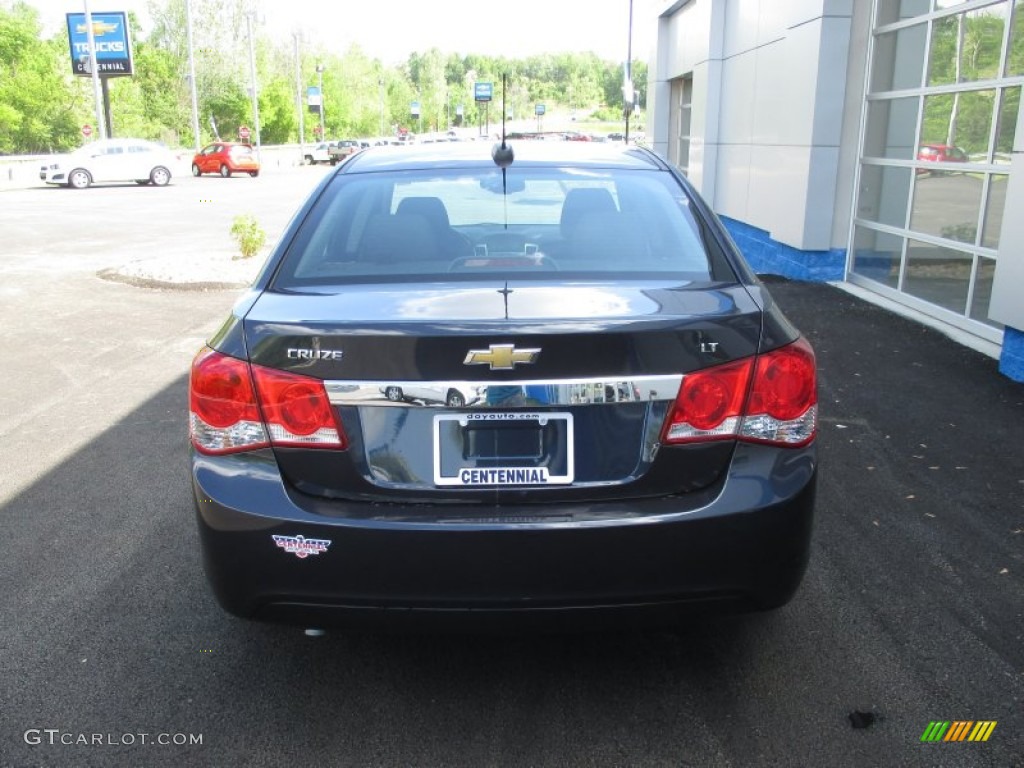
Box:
xmin=192 ymin=142 xmax=260 ymax=178
xmin=917 ymin=143 xmax=968 ymax=163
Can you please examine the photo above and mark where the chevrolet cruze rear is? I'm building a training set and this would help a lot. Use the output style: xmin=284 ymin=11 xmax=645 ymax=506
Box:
xmin=190 ymin=142 xmax=817 ymax=630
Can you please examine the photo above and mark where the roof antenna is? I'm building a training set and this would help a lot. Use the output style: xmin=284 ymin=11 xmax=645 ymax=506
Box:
xmin=491 ymin=73 xmax=514 ymax=229
xmin=491 ymin=73 xmax=514 ymax=170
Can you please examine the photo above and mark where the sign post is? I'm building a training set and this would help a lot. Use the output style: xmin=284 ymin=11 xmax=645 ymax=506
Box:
xmin=474 ymin=82 xmax=493 ymax=137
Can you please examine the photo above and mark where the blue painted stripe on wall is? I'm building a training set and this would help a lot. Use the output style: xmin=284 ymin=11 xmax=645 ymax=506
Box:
xmin=999 ymin=327 xmax=1024 ymax=382
xmin=720 ymin=216 xmax=845 ymax=282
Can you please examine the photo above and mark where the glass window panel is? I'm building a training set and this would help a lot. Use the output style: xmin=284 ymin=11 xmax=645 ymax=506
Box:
xmin=903 ymin=239 xmax=972 ymax=313
xmin=877 ymin=0 xmax=931 ymax=26
xmin=920 ymin=89 xmax=996 ymax=157
xmin=982 ymin=173 xmax=1009 ymax=247
xmin=910 ymin=170 xmax=983 ymax=243
xmin=935 ymin=0 xmax=970 ymax=9
xmin=969 ymin=256 xmax=1003 ymax=326
xmin=994 ymin=86 xmax=1020 ymax=162
xmin=872 ymin=24 xmax=928 ymax=92
xmin=852 ymin=226 xmax=904 ymax=288
xmin=928 ymin=6 xmax=1009 ymax=86
xmin=858 ymin=165 xmax=913 ymax=228
xmin=1007 ymin=0 xmax=1024 ymax=76
xmin=865 ymin=98 xmax=919 ymax=159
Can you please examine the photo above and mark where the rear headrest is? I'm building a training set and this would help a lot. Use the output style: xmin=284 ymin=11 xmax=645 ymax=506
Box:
xmin=396 ymin=196 xmax=451 ymax=229
xmin=560 ymin=188 xmax=618 ymax=234
xmin=359 ymin=213 xmax=439 ymax=263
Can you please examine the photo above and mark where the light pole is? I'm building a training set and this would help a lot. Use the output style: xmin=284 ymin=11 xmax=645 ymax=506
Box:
xmin=624 ymin=0 xmax=634 ymax=144
xmin=294 ymin=32 xmax=305 ymax=162
xmin=316 ymin=63 xmax=325 ymax=141
xmin=185 ymin=0 xmax=201 ymax=152
xmin=82 ymin=0 xmax=106 ymax=139
xmin=245 ymin=11 xmax=261 ymax=157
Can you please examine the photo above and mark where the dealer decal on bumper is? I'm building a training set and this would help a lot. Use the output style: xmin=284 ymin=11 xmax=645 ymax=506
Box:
xmin=272 ymin=534 xmax=332 ymax=559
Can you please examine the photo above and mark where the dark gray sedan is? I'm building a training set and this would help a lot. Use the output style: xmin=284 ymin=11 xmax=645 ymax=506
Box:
xmin=189 ymin=141 xmax=818 ymax=631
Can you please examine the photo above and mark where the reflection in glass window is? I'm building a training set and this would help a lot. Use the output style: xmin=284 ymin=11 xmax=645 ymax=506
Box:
xmin=1007 ymin=0 xmax=1024 ymax=76
xmin=994 ymin=86 xmax=1020 ymax=162
xmin=852 ymin=226 xmax=903 ymax=288
xmin=903 ymin=238 xmax=972 ymax=313
xmin=920 ymin=90 xmax=996 ymax=157
xmin=858 ymin=165 xmax=912 ymax=228
xmin=969 ymin=257 xmax=1003 ymax=326
xmin=982 ymin=174 xmax=1009 ymax=247
xmin=865 ymin=98 xmax=919 ymax=159
xmin=910 ymin=171 xmax=982 ymax=243
xmin=872 ymin=24 xmax=928 ymax=92
xmin=877 ymin=0 xmax=931 ymax=26
xmin=928 ymin=6 xmax=1008 ymax=86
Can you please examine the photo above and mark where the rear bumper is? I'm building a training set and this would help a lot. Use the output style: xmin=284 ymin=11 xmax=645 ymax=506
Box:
xmin=192 ymin=442 xmax=816 ymax=630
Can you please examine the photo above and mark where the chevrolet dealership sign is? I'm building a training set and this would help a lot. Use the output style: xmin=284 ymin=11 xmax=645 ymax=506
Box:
xmin=67 ymin=12 xmax=133 ymax=77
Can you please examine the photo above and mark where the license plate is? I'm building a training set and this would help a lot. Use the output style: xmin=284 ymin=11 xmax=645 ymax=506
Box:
xmin=433 ymin=411 xmax=574 ymax=486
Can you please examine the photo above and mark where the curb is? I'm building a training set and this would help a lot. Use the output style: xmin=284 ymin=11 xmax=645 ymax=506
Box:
xmin=96 ymin=268 xmax=250 ymax=292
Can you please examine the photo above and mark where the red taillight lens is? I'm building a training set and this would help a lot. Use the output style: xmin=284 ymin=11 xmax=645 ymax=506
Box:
xmin=747 ymin=339 xmax=816 ymax=421
xmin=662 ymin=338 xmax=817 ymax=447
xmin=662 ymin=358 xmax=753 ymax=442
xmin=251 ymin=365 xmax=346 ymax=449
xmin=189 ymin=348 xmax=346 ymax=454
xmin=189 ymin=348 xmax=268 ymax=454
xmin=739 ymin=338 xmax=817 ymax=446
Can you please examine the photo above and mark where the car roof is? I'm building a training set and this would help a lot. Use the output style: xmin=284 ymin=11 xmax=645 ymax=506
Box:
xmin=340 ymin=140 xmax=668 ymax=173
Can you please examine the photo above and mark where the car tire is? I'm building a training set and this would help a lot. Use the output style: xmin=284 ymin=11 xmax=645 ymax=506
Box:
xmin=446 ymin=390 xmax=466 ymax=408
xmin=150 ymin=167 xmax=171 ymax=186
xmin=68 ymin=169 xmax=91 ymax=189
xmin=385 ymin=386 xmax=404 ymax=402
xmin=219 ymin=165 xmax=231 ymax=178
xmin=249 ymin=171 xmax=259 ymax=177
xmin=192 ymin=163 xmax=201 ymax=177
xmin=304 ymin=156 xmax=314 ymax=165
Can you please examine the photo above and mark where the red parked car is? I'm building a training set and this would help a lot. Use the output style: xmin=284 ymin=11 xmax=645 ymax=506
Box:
xmin=917 ymin=144 xmax=968 ymax=163
xmin=192 ymin=142 xmax=260 ymax=178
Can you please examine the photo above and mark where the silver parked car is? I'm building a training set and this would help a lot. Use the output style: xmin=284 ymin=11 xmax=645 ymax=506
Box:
xmin=40 ymin=138 xmax=176 ymax=189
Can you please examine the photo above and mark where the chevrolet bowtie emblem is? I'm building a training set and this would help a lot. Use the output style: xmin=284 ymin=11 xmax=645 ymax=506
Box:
xmin=463 ymin=344 xmax=541 ymax=370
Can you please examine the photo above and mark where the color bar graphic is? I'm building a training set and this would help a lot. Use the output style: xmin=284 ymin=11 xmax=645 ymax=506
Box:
xmin=921 ymin=720 xmax=996 ymax=742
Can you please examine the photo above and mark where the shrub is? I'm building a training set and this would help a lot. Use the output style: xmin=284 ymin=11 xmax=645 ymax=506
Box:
xmin=230 ymin=214 xmax=266 ymax=260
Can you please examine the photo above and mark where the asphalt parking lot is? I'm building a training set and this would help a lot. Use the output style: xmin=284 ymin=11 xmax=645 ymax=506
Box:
xmin=0 ymin=164 xmax=1021 ymax=767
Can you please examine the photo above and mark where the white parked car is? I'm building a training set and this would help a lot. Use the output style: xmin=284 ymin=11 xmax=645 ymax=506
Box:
xmin=40 ymin=138 xmax=176 ymax=189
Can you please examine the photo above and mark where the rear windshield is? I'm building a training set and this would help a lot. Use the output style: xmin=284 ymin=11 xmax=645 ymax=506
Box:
xmin=272 ymin=167 xmax=716 ymax=288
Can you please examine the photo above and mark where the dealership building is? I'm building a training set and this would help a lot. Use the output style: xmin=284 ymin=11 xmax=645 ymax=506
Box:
xmin=647 ymin=0 xmax=1024 ymax=381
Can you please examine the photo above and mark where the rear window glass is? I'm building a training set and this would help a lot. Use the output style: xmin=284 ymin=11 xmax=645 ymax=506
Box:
xmin=272 ymin=167 xmax=714 ymax=288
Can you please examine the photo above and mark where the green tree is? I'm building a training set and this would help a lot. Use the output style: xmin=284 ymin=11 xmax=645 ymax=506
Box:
xmin=0 ymin=2 xmax=83 ymax=153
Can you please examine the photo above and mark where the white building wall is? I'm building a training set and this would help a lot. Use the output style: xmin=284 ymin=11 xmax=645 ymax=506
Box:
xmin=648 ymin=0 xmax=855 ymax=251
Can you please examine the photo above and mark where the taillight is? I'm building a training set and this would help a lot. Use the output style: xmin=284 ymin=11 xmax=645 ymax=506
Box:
xmin=250 ymin=365 xmax=346 ymax=448
xmin=189 ymin=348 xmax=268 ymax=454
xmin=662 ymin=338 xmax=817 ymax=448
xmin=662 ymin=358 xmax=753 ymax=442
xmin=739 ymin=337 xmax=817 ymax=446
xmin=189 ymin=348 xmax=346 ymax=454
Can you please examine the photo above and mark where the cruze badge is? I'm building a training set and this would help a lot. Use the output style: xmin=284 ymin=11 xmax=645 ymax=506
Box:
xmin=286 ymin=348 xmax=343 ymax=360
xmin=464 ymin=344 xmax=541 ymax=370
xmin=272 ymin=534 xmax=332 ymax=559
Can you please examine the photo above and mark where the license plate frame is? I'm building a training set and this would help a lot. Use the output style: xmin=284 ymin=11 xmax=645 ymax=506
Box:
xmin=432 ymin=411 xmax=574 ymax=487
